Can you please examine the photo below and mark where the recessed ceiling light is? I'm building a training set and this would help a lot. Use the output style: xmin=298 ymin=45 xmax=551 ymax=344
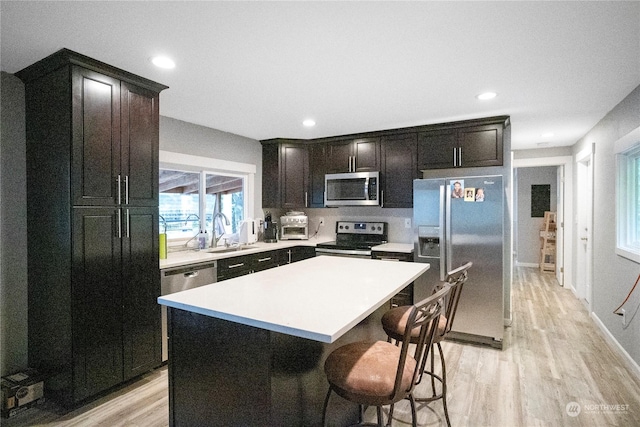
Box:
xmin=303 ymin=119 xmax=316 ymax=127
xmin=150 ymin=56 xmax=175 ymax=69
xmin=476 ymin=92 xmax=497 ymax=100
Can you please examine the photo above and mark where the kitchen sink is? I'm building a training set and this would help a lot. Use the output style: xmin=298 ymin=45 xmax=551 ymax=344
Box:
xmin=205 ymin=246 xmax=252 ymax=254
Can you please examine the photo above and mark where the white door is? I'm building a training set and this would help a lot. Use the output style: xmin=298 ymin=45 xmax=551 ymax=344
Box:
xmin=576 ymin=149 xmax=594 ymax=306
xmin=556 ymin=166 xmax=565 ymax=286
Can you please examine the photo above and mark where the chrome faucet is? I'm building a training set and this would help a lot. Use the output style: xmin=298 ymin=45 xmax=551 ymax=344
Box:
xmin=210 ymin=212 xmax=230 ymax=248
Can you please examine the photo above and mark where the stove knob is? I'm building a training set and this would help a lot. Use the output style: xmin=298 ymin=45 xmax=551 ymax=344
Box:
xmin=377 ymin=226 xmax=382 ymax=231
xmin=345 ymin=225 xmax=350 ymax=230
xmin=339 ymin=225 xmax=343 ymax=230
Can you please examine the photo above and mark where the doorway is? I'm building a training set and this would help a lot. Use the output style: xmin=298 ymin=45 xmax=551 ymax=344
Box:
xmin=513 ymin=156 xmax=573 ymax=289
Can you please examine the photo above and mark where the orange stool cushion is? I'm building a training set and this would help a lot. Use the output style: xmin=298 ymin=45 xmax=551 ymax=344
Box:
xmin=324 ymin=341 xmax=417 ymax=406
xmin=382 ymin=305 xmax=447 ymax=343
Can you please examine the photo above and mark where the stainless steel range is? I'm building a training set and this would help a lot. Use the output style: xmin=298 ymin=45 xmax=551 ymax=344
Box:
xmin=315 ymin=221 xmax=388 ymax=258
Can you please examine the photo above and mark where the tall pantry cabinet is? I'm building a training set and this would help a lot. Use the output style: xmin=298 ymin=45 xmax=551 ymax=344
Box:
xmin=16 ymin=49 xmax=168 ymax=407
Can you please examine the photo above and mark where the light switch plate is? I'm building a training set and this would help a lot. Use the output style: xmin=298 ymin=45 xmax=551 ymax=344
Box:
xmin=405 ymin=218 xmax=411 ymax=228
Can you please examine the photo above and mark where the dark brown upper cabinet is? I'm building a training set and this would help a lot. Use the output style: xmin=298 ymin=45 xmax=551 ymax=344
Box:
xmin=325 ymin=137 xmax=380 ymax=173
xmin=68 ymin=67 xmax=160 ymax=207
xmin=261 ymin=116 xmax=509 ymax=209
xmin=380 ymin=133 xmax=418 ymax=208
xmin=280 ymin=143 xmax=309 ymax=209
xmin=262 ymin=140 xmax=325 ymax=209
xmin=417 ymin=121 xmax=504 ymax=170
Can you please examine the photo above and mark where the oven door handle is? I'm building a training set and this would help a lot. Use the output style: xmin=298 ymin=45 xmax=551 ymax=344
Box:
xmin=315 ymin=248 xmax=372 ymax=256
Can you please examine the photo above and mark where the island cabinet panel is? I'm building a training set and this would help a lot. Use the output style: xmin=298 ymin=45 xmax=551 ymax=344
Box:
xmin=17 ymin=48 xmax=167 ymax=407
xmin=325 ymin=137 xmax=380 ymax=173
xmin=167 ymin=305 xmax=392 ymax=426
xmin=417 ymin=121 xmax=505 ymax=169
xmin=380 ymin=133 xmax=418 ymax=208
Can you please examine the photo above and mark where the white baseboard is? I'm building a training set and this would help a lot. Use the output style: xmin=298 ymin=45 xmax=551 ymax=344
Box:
xmin=516 ymin=262 xmax=539 ymax=268
xmin=591 ymin=312 xmax=640 ymax=381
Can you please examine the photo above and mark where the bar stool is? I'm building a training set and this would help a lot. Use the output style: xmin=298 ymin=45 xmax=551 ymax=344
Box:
xmin=322 ymin=286 xmax=449 ymax=427
xmin=381 ymin=262 xmax=472 ymax=427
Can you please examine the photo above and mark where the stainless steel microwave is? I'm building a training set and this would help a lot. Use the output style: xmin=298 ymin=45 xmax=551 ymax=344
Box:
xmin=324 ymin=171 xmax=380 ymax=206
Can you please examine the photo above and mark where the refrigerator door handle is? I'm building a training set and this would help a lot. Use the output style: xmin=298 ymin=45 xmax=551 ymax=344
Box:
xmin=440 ymin=184 xmax=448 ymax=281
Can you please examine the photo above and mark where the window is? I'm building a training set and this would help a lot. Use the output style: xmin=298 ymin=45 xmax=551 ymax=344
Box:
xmin=159 ymin=170 xmax=201 ymax=239
xmin=616 ymin=127 xmax=640 ymax=263
xmin=159 ymin=151 xmax=256 ymax=245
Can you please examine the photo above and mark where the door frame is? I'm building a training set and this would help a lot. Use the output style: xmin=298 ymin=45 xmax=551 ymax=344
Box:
xmin=513 ymin=156 xmax=573 ymax=289
xmin=575 ymin=145 xmax=595 ymax=309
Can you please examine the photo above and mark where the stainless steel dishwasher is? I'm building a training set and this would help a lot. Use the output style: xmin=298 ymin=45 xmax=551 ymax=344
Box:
xmin=160 ymin=261 xmax=217 ymax=361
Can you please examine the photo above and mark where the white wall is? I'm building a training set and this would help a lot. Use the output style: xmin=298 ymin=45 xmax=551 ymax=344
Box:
xmin=571 ymin=84 xmax=640 ymax=369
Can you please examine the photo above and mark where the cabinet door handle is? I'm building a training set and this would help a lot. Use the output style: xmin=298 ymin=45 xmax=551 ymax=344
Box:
xmin=305 ymin=192 xmax=308 ymax=208
xmin=381 ymin=190 xmax=384 ymax=208
xmin=125 ymin=209 xmax=130 ymax=238
xmin=117 ymin=209 xmax=122 ymax=238
xmin=258 ymin=257 xmax=272 ymax=262
xmin=117 ymin=175 xmax=122 ymax=205
xmin=227 ymin=263 xmax=245 ymax=269
xmin=458 ymin=147 xmax=462 ymax=166
xmin=453 ymin=148 xmax=457 ymax=167
xmin=125 ymin=175 xmax=129 ymax=204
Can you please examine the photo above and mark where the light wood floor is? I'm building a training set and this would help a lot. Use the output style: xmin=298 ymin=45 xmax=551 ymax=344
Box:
xmin=4 ymin=267 xmax=640 ymax=426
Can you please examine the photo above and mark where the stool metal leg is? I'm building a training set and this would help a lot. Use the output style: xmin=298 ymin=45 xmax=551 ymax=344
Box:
xmin=437 ymin=342 xmax=451 ymax=427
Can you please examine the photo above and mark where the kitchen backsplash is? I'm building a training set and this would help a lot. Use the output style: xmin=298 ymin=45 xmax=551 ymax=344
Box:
xmin=262 ymin=207 xmax=414 ymax=243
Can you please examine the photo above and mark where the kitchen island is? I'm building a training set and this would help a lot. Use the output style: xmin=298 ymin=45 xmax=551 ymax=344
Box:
xmin=158 ymin=256 xmax=429 ymax=426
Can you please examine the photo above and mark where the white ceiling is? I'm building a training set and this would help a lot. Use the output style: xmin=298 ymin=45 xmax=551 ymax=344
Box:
xmin=2 ymin=1 xmax=639 ymax=150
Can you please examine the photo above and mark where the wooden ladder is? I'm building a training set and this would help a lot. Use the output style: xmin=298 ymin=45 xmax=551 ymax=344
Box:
xmin=539 ymin=211 xmax=557 ymax=272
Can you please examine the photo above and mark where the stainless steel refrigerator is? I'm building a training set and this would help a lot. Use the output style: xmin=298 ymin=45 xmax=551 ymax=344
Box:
xmin=413 ymin=175 xmax=504 ymax=348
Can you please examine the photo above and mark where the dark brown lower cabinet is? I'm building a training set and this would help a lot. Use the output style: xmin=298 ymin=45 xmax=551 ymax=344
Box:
xmin=167 ymin=302 xmax=392 ymax=426
xmin=122 ymin=208 xmax=162 ymax=381
xmin=217 ymin=246 xmax=316 ymax=282
xmin=30 ymin=207 xmax=161 ymax=407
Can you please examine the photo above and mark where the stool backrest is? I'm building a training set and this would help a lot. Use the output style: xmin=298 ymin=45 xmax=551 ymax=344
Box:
xmin=392 ymin=285 xmax=449 ymax=401
xmin=439 ymin=261 xmax=472 ymax=337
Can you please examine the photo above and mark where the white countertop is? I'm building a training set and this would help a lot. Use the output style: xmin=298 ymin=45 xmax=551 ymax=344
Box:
xmin=160 ymin=238 xmax=332 ymax=269
xmin=371 ymin=243 xmax=414 ymax=253
xmin=158 ymin=256 xmax=429 ymax=343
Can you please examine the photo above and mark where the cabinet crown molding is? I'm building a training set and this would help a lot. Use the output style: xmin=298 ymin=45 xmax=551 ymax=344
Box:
xmin=15 ymin=48 xmax=169 ymax=93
